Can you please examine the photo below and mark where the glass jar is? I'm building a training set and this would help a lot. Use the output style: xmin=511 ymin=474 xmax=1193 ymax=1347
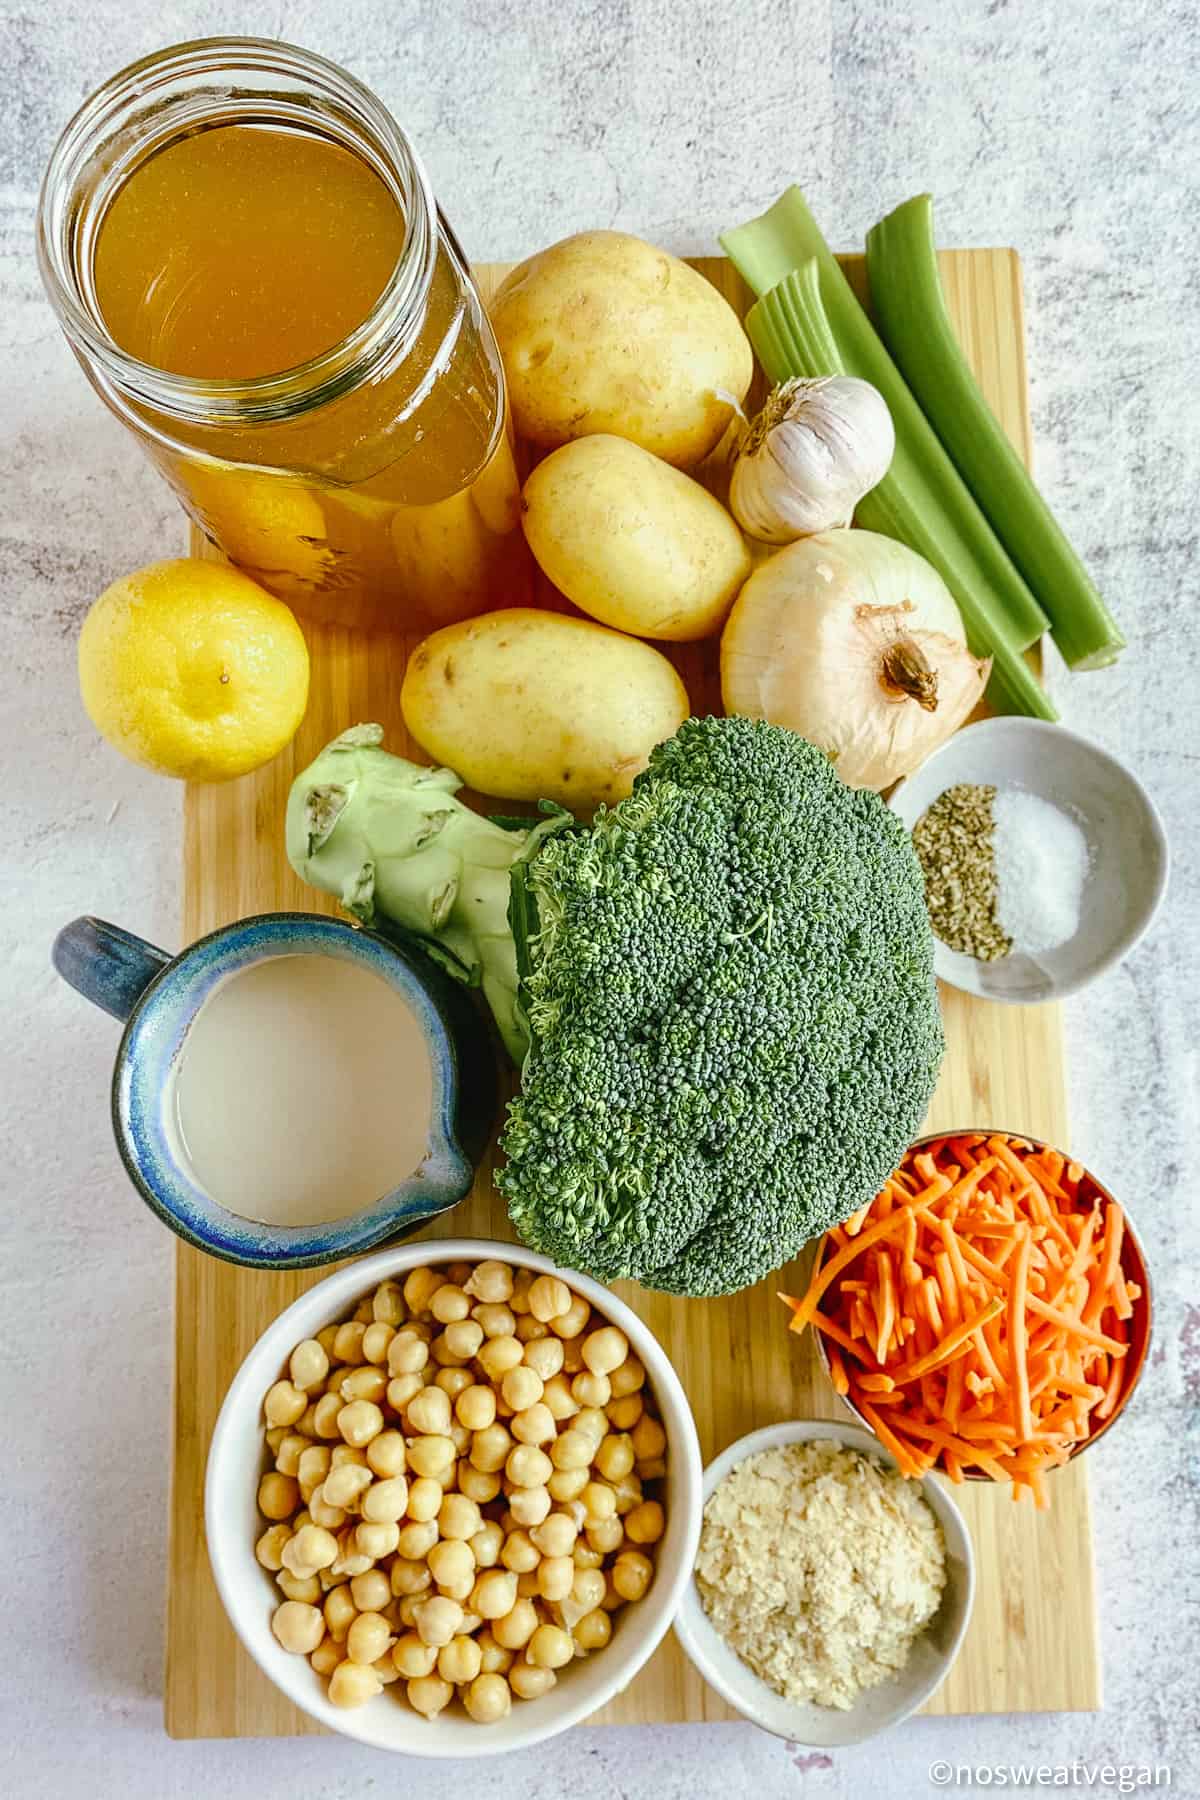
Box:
xmin=37 ymin=38 xmax=525 ymax=630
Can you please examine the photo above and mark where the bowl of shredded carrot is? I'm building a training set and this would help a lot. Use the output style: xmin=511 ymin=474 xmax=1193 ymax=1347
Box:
xmin=781 ymin=1131 xmax=1152 ymax=1507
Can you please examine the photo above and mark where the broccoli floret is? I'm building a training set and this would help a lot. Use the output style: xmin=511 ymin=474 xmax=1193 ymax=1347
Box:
xmin=498 ymin=716 xmax=944 ymax=1296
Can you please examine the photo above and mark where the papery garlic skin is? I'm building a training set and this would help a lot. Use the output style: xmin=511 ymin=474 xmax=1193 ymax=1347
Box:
xmin=729 ymin=377 xmax=895 ymax=544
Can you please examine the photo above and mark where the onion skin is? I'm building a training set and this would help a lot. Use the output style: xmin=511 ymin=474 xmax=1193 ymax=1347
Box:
xmin=720 ymin=529 xmax=991 ymax=792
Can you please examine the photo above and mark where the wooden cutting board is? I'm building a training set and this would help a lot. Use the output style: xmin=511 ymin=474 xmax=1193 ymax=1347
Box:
xmin=166 ymin=251 xmax=1099 ymax=1737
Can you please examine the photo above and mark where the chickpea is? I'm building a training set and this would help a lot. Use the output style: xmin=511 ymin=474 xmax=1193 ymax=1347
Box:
xmin=516 ymin=1569 xmax=542 ymax=1598
xmin=346 ymin=1609 xmax=394 ymax=1666
xmin=330 ymin=1443 xmax=368 ymax=1468
xmin=470 ymin=1520 xmax=505 ymax=1569
xmin=469 ymin=1422 xmax=513 ymax=1474
xmin=395 ymin=1593 xmax=424 ymax=1629
xmin=506 ymin=1444 xmax=554 ymax=1489
xmin=436 ymin=1366 xmax=474 ymax=1401
xmin=314 ymin=1463 xmax=365 ymax=1513
xmin=258 ymin=1472 xmax=300 ymax=1521
xmin=581 ymin=1481 xmax=617 ymax=1526
xmin=528 ymin=1275 xmax=572 ymax=1323
xmin=561 ymin=1335 xmax=586 ymax=1374
xmin=458 ymin=1464 xmax=502 ymax=1506
xmin=627 ymin=1499 xmax=666 ymax=1545
xmin=511 ymin=1403 xmax=558 ymax=1448
xmin=352 ymin=1296 xmax=375 ymax=1324
xmin=365 ymin=1429 xmax=406 ymax=1479
xmin=465 ymin=1260 xmax=514 ymax=1304
xmin=574 ymin=1406 xmax=610 ymax=1447
xmin=514 ymin=1314 xmax=549 ymax=1344
xmin=610 ymin=1472 xmax=644 ymax=1517
xmin=630 ymin=1413 xmax=667 ymax=1462
xmin=537 ymin=1555 xmax=575 ymax=1602
xmin=282 ymin=1523 xmax=335 ymax=1573
xmin=525 ymin=1511 xmax=572 ymax=1558
xmin=402 ymin=1267 xmax=444 ymax=1315
xmin=477 ymin=1335 xmax=524 ymax=1382
xmin=407 ymin=1476 xmax=444 ymax=1523
xmin=509 ymin=1269 xmax=534 ymax=1315
xmin=295 ymin=1406 xmax=321 ymax=1439
xmin=350 ymin=1568 xmax=391 ymax=1614
xmin=329 ymin=1659 xmax=382 ymax=1708
xmin=255 ymin=1523 xmax=292 ymax=1572
xmin=387 ymin=1328 xmax=429 ymax=1377
xmin=485 ymin=1596 xmax=536 ymax=1651
xmin=578 ymin=1323 xmax=626 ymax=1377
xmin=444 ymin=1259 xmax=474 ymax=1288
xmin=429 ymin=1282 xmax=471 ymax=1325
xmin=501 ymin=1364 xmax=544 ymax=1413
xmin=310 ymin=1636 xmax=342 ymax=1676
xmin=333 ymin=1322 xmax=367 ymax=1365
xmin=550 ymin=1428 xmax=593 ymax=1472
xmin=361 ymin=1476 xmax=409 ymax=1524
xmin=476 ymin=1627 xmax=514 ymax=1673
xmin=355 ymin=1520 xmax=400 ymax=1560
xmin=337 ymin=1398 xmax=384 ymax=1447
xmin=459 ymin=1670 xmax=509 ymax=1723
xmin=406 ymin=1435 xmax=456 ymax=1481
xmin=471 ymin=1568 xmax=518 ymax=1621
xmin=274 ymin=1432 xmax=311 ymax=1478
xmin=386 ymin=1373 xmax=423 ymax=1414
xmin=527 ymin=1622 xmax=574 ymax=1670
xmin=316 ymin=1323 xmax=341 ymax=1361
xmin=331 ymin=1535 xmax=373 ymax=1580
xmin=522 ymin=1336 xmax=565 ymax=1381
xmin=589 ymin=1516 xmax=626 ymax=1555
xmin=308 ymin=1486 xmax=348 ymax=1531
xmin=606 ymin=1393 xmax=644 ymax=1431
xmin=510 ymin=1657 xmax=557 ymax=1700
xmin=264 ymin=1379 xmax=307 ymax=1429
xmin=440 ymin=1318 xmax=484 ymax=1361
xmin=390 ymin=1558 xmax=433 ymax=1597
xmin=392 ymin=1632 xmax=437 ymax=1678
xmin=565 ymin=1566 xmax=604 ymax=1615
xmin=296 ymin=1444 xmax=332 ymax=1501
xmin=371 ymin=1280 xmax=406 ymax=1325
xmin=572 ymin=1370 xmax=611 ymax=1409
xmin=499 ymin=1530 xmax=539 ymax=1575
xmin=591 ymin=1430 xmax=632 ymax=1481
xmin=288 ymin=1337 xmax=329 ymax=1393
xmin=572 ymin=1542 xmax=604 ymax=1571
xmin=360 ymin=1321 xmax=394 ymax=1365
xmin=471 ymin=1302 xmax=517 ymax=1340
xmin=276 ymin=1568 xmax=321 ymax=1604
xmin=612 ymin=1549 xmax=654 ymax=1603
xmin=340 ymin=1365 xmax=388 ymax=1405
xmin=547 ymin=1466 xmax=589 ymax=1504
xmin=574 ymin=1607 xmax=612 ymax=1653
xmin=433 ymin=1633 xmax=481 ymax=1686
xmin=404 ymin=1671 xmax=452 ymax=1717
xmin=609 ymin=1354 xmax=646 ymax=1398
xmin=548 ymin=1297 xmax=590 ymax=1341
xmin=312 ymin=1393 xmax=344 ymax=1438
xmin=324 ymin=1585 xmax=357 ymax=1642
xmin=455 ymin=1384 xmax=496 ymax=1433
xmin=427 ymin=1539 xmax=475 ymax=1599
xmin=415 ymin=1595 xmax=463 ymax=1649
xmin=438 ymin=1493 xmax=482 ymax=1541
xmin=272 ymin=1599 xmax=325 ymax=1655
xmin=541 ymin=1374 xmax=580 ymax=1422
xmin=372 ymin=1651 xmax=401 ymax=1686
xmin=406 ymin=1385 xmax=451 ymax=1436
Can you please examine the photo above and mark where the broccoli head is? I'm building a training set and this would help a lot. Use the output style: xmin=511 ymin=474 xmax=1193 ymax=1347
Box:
xmin=499 ymin=716 xmax=944 ymax=1296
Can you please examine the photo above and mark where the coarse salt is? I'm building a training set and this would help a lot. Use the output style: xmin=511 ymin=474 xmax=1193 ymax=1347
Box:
xmin=992 ymin=789 xmax=1089 ymax=956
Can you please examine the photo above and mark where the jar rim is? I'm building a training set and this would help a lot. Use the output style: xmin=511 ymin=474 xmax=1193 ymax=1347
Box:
xmin=36 ymin=37 xmax=439 ymax=425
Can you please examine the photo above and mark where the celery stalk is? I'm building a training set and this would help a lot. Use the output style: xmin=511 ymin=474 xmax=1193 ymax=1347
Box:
xmin=741 ymin=262 xmax=1056 ymax=721
xmin=722 ymin=188 xmax=1051 ymax=661
xmin=866 ymin=194 xmax=1124 ymax=670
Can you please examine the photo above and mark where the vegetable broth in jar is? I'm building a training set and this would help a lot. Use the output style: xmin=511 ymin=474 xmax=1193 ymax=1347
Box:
xmin=38 ymin=40 xmax=525 ymax=629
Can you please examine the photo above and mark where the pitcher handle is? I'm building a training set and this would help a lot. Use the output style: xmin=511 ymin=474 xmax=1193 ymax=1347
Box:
xmin=53 ymin=916 xmax=172 ymax=1023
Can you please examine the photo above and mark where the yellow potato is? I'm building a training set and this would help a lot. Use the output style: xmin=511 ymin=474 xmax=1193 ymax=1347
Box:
xmin=491 ymin=231 xmax=752 ymax=467
xmin=522 ymin=436 xmax=751 ymax=642
xmin=400 ymin=609 xmax=689 ymax=810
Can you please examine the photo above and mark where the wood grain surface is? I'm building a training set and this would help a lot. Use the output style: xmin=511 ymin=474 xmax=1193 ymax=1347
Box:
xmin=167 ymin=252 xmax=1099 ymax=1737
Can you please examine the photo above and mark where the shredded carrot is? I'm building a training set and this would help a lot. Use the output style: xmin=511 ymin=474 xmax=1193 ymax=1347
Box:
xmin=780 ymin=1132 xmax=1144 ymax=1508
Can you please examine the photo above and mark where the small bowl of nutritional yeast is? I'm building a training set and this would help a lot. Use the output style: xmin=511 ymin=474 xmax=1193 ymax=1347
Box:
xmin=890 ymin=717 xmax=1168 ymax=1003
xmin=673 ymin=1419 xmax=974 ymax=1747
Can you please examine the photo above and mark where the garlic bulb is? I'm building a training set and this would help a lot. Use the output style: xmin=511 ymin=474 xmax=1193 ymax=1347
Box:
xmin=720 ymin=529 xmax=990 ymax=791
xmin=729 ymin=377 xmax=895 ymax=544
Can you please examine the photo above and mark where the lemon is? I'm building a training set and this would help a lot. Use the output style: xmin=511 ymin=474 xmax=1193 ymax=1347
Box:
xmin=78 ymin=558 xmax=310 ymax=782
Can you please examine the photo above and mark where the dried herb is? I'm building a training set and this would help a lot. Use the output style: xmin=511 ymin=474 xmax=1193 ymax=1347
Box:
xmin=912 ymin=783 xmax=1012 ymax=960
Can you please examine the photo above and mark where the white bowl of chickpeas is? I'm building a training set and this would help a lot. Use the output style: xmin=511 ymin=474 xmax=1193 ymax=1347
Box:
xmin=206 ymin=1240 xmax=702 ymax=1755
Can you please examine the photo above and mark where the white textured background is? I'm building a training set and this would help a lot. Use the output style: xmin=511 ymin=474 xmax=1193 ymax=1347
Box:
xmin=4 ymin=2 xmax=1198 ymax=1796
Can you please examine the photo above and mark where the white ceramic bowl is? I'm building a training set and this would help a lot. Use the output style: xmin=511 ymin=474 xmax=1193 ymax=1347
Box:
xmin=889 ymin=717 xmax=1168 ymax=1003
xmin=673 ymin=1419 xmax=974 ymax=1747
xmin=206 ymin=1239 xmax=702 ymax=1757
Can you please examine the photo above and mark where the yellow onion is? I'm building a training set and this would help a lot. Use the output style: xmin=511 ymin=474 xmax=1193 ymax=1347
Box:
xmin=720 ymin=529 xmax=990 ymax=791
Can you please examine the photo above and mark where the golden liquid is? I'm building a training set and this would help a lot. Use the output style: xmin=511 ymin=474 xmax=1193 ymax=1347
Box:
xmin=94 ymin=124 xmax=524 ymax=627
xmin=171 ymin=955 xmax=434 ymax=1227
